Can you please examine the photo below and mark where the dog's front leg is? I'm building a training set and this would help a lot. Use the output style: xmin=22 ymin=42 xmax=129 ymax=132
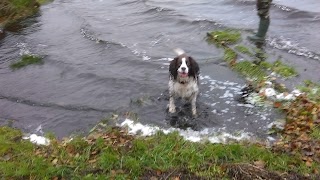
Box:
xmin=168 ymin=80 xmax=176 ymax=113
xmin=191 ymin=93 xmax=197 ymax=116
xmin=169 ymin=95 xmax=176 ymax=113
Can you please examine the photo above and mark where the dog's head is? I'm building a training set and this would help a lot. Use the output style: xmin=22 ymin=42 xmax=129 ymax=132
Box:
xmin=169 ymin=50 xmax=199 ymax=81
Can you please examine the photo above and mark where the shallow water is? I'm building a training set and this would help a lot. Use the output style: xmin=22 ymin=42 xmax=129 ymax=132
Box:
xmin=0 ymin=0 xmax=319 ymax=139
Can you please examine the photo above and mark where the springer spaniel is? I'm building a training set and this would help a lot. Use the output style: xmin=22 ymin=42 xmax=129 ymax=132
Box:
xmin=168 ymin=49 xmax=200 ymax=116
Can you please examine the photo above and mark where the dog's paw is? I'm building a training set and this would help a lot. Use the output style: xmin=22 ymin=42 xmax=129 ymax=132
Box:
xmin=168 ymin=106 xmax=176 ymax=113
xmin=192 ymin=113 xmax=197 ymax=118
xmin=192 ymin=109 xmax=197 ymax=117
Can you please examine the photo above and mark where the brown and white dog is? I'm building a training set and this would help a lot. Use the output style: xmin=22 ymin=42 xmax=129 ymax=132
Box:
xmin=168 ymin=48 xmax=200 ymax=116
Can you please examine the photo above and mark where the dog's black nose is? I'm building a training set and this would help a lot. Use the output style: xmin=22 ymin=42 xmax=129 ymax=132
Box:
xmin=181 ymin=67 xmax=186 ymax=71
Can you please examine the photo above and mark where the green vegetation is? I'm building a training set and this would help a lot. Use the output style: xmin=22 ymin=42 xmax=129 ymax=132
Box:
xmin=311 ymin=125 xmax=320 ymax=140
xmin=0 ymin=0 xmax=39 ymax=25
xmin=272 ymin=60 xmax=297 ymax=78
xmin=10 ymin=55 xmax=43 ymax=70
xmin=235 ymin=45 xmax=253 ymax=56
xmin=37 ymin=0 xmax=54 ymax=5
xmin=206 ymin=29 xmax=298 ymax=80
xmin=298 ymin=80 xmax=320 ymax=103
xmin=0 ymin=126 xmax=318 ymax=179
xmin=223 ymin=48 xmax=237 ymax=64
xmin=207 ymin=30 xmax=241 ymax=46
xmin=206 ymin=29 xmax=320 ymax=176
xmin=259 ymin=60 xmax=297 ymax=78
xmin=0 ymin=0 xmax=52 ymax=27
xmin=233 ymin=61 xmax=267 ymax=81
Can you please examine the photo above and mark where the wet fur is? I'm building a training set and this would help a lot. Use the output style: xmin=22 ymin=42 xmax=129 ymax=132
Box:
xmin=168 ymin=51 xmax=200 ymax=116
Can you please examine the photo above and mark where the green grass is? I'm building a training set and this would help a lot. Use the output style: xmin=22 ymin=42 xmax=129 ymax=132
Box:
xmin=0 ymin=0 xmax=39 ymax=21
xmin=255 ymin=60 xmax=297 ymax=78
xmin=272 ymin=60 xmax=297 ymax=78
xmin=235 ymin=45 xmax=254 ymax=56
xmin=0 ymin=0 xmax=52 ymax=26
xmin=297 ymin=80 xmax=320 ymax=103
xmin=223 ymin=48 xmax=237 ymax=63
xmin=311 ymin=126 xmax=320 ymax=140
xmin=233 ymin=60 xmax=267 ymax=81
xmin=206 ymin=30 xmax=297 ymax=79
xmin=207 ymin=30 xmax=241 ymax=46
xmin=0 ymin=126 xmax=318 ymax=179
xmin=36 ymin=0 xmax=54 ymax=5
xmin=10 ymin=55 xmax=43 ymax=70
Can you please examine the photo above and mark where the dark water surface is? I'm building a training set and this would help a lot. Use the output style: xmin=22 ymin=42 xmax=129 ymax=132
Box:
xmin=0 ymin=0 xmax=319 ymax=138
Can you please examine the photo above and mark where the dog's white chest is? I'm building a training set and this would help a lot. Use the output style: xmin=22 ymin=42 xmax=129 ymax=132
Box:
xmin=170 ymin=80 xmax=198 ymax=99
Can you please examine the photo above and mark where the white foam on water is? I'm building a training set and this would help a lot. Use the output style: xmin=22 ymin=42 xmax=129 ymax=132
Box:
xmin=268 ymin=36 xmax=320 ymax=60
xmin=119 ymin=119 xmax=253 ymax=143
xmin=199 ymin=75 xmax=282 ymax=136
xmin=35 ymin=125 xmax=44 ymax=134
xmin=267 ymin=119 xmax=285 ymax=130
xmin=265 ymin=88 xmax=277 ymax=97
xmin=16 ymin=43 xmax=32 ymax=56
xmin=219 ymin=90 xmax=234 ymax=98
xmin=23 ymin=134 xmax=50 ymax=146
xmin=142 ymin=55 xmax=151 ymax=61
xmin=260 ymin=87 xmax=302 ymax=101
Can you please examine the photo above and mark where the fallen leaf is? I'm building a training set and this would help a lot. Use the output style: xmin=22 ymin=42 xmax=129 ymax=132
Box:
xmin=91 ymin=150 xmax=98 ymax=155
xmin=52 ymin=158 xmax=58 ymax=165
xmin=88 ymin=159 xmax=97 ymax=164
xmin=150 ymin=176 xmax=158 ymax=180
xmin=306 ymin=160 xmax=312 ymax=167
xmin=274 ymin=102 xmax=282 ymax=108
xmin=156 ymin=170 xmax=162 ymax=176
xmin=254 ymin=160 xmax=265 ymax=168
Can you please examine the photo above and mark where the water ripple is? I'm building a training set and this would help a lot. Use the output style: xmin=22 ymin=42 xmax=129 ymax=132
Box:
xmin=268 ymin=36 xmax=320 ymax=60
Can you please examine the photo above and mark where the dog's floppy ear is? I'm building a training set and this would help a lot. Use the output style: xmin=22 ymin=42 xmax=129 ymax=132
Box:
xmin=169 ymin=57 xmax=178 ymax=80
xmin=189 ymin=56 xmax=199 ymax=78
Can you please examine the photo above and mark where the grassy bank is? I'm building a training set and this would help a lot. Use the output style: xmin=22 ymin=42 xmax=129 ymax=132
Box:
xmin=0 ymin=0 xmax=52 ymax=27
xmin=1 ymin=126 xmax=318 ymax=179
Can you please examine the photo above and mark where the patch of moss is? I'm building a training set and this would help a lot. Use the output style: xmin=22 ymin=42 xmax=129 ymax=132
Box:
xmin=207 ymin=30 xmax=241 ymax=46
xmin=272 ymin=60 xmax=297 ymax=78
xmin=236 ymin=60 xmax=297 ymax=78
xmin=235 ymin=45 xmax=253 ymax=56
xmin=233 ymin=60 xmax=267 ymax=81
xmin=259 ymin=61 xmax=273 ymax=69
xmin=224 ymin=48 xmax=237 ymax=63
xmin=10 ymin=55 xmax=43 ymax=70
